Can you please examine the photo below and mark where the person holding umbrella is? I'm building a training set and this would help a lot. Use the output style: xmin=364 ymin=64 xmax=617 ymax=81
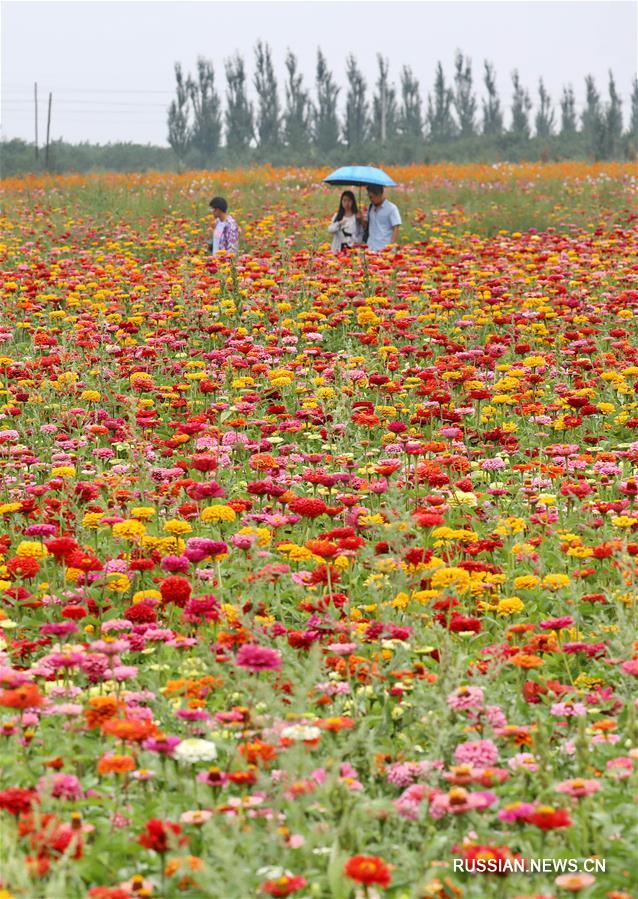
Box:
xmin=323 ymin=166 xmax=401 ymax=253
xmin=327 ymin=190 xmax=364 ymax=253
xmin=359 ymin=184 xmax=402 ymax=251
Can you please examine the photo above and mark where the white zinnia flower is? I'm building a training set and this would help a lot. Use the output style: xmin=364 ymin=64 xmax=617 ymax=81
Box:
xmin=173 ymin=738 xmax=217 ymax=763
xmin=280 ymin=724 xmax=321 ymax=742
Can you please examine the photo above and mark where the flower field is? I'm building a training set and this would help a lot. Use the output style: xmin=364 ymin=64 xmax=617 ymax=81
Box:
xmin=0 ymin=163 xmax=637 ymax=899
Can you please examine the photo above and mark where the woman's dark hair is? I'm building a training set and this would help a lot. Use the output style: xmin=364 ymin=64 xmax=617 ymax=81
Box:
xmin=335 ymin=190 xmax=358 ymax=221
xmin=209 ymin=196 xmax=228 ymax=213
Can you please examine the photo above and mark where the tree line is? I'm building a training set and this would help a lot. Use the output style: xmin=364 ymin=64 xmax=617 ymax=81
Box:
xmin=3 ymin=49 xmax=637 ymax=177
xmin=168 ymin=46 xmax=638 ymax=165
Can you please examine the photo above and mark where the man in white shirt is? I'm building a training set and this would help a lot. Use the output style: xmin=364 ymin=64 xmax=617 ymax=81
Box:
xmin=359 ymin=185 xmax=401 ymax=251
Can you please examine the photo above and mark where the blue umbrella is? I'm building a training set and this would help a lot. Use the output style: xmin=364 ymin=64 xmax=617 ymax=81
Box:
xmin=323 ymin=165 xmax=397 ymax=188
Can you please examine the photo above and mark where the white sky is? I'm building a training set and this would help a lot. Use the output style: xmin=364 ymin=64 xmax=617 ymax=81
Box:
xmin=1 ymin=0 xmax=636 ymax=146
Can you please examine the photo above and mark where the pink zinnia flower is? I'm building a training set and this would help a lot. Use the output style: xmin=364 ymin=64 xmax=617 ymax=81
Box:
xmin=540 ymin=616 xmax=574 ymax=630
xmin=447 ymin=686 xmax=484 ymax=710
xmin=453 ymin=739 xmax=499 ymax=767
xmin=395 ymin=783 xmax=429 ymax=819
xmin=508 ymin=753 xmax=538 ymax=773
xmin=37 ymin=774 xmax=83 ymax=800
xmin=556 ymin=778 xmax=601 ymax=798
xmin=498 ymin=801 xmax=535 ymax=823
xmin=235 ymin=643 xmax=282 ymax=673
xmin=606 ymin=757 xmax=633 ymax=779
xmin=325 ymin=642 xmax=357 ymax=655
xmin=231 ymin=534 xmax=256 ymax=550
xmin=386 ymin=761 xmax=431 ymax=788
xmin=429 ymin=788 xmax=497 ymax=819
xmin=480 ymin=458 xmax=506 ymax=470
xmin=551 ymin=701 xmax=587 ymax=717
xmin=483 ymin=705 xmax=507 ymax=728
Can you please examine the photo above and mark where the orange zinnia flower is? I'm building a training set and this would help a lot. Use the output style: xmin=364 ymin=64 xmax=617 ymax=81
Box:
xmin=511 ymin=653 xmax=544 ymax=669
xmin=0 ymin=684 xmax=44 ymax=709
xmin=97 ymin=753 xmax=136 ymax=775
xmin=101 ymin=718 xmax=158 ymax=742
xmin=85 ymin=696 xmax=122 ymax=729
xmin=317 ymin=716 xmax=355 ymax=732
xmin=238 ymin=740 xmax=278 ymax=764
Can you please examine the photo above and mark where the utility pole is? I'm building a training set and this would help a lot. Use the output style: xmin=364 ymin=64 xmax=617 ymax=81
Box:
xmin=45 ymin=92 xmax=52 ymax=171
xmin=34 ymin=82 xmax=39 ymax=161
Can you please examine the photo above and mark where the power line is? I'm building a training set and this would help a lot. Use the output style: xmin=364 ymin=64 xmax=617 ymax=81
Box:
xmin=2 ymin=86 xmax=174 ymax=94
xmin=2 ymin=100 xmax=169 ymax=108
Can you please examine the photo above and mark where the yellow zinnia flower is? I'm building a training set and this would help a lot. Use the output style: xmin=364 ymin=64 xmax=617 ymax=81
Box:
xmin=163 ymin=519 xmax=192 ymax=536
xmin=542 ymin=573 xmax=571 ymax=590
xmin=200 ymin=505 xmax=236 ymax=523
xmin=513 ymin=575 xmax=540 ymax=590
xmin=16 ymin=541 xmax=48 ymax=559
xmin=112 ymin=520 xmax=147 ymax=540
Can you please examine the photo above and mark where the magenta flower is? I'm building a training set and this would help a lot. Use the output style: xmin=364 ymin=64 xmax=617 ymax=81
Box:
xmin=540 ymin=616 xmax=574 ymax=630
xmin=37 ymin=774 xmax=83 ymax=800
xmin=160 ymin=555 xmax=190 ymax=573
xmin=235 ymin=643 xmax=282 ymax=673
xmin=498 ymin=801 xmax=535 ymax=823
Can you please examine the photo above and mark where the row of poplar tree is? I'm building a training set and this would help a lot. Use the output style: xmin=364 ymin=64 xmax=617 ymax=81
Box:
xmin=167 ymin=45 xmax=638 ymax=166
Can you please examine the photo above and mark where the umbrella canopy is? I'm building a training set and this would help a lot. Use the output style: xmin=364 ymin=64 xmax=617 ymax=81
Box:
xmin=323 ymin=165 xmax=397 ymax=188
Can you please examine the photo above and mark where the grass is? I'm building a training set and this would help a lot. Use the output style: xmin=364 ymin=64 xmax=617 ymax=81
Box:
xmin=2 ymin=163 xmax=636 ymax=247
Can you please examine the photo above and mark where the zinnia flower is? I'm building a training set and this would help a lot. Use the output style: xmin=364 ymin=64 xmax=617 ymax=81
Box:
xmin=235 ymin=643 xmax=282 ymax=673
xmin=344 ymin=854 xmax=392 ymax=887
xmin=260 ymin=875 xmax=308 ymax=896
xmin=173 ymin=738 xmax=218 ymax=764
xmin=138 ymin=818 xmax=186 ymax=853
xmin=526 ymin=805 xmax=572 ymax=830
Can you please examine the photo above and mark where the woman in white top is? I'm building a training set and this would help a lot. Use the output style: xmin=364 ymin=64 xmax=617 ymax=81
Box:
xmin=328 ymin=190 xmax=364 ymax=254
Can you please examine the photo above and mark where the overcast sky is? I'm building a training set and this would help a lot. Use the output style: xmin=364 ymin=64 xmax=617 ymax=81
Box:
xmin=2 ymin=0 xmax=636 ymax=146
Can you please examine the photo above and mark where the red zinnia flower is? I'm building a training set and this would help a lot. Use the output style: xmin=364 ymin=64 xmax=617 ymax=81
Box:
xmin=0 ymin=787 xmax=38 ymax=816
xmin=462 ymin=844 xmax=520 ymax=874
xmin=344 ymin=854 xmax=392 ymax=887
xmin=6 ymin=556 xmax=40 ymax=579
xmin=160 ymin=575 xmax=192 ymax=607
xmin=124 ymin=601 xmax=157 ymax=624
xmin=287 ymin=497 xmax=328 ymax=519
xmin=260 ymin=875 xmax=308 ymax=896
xmin=88 ymin=889 xmax=132 ymax=899
xmin=526 ymin=805 xmax=572 ymax=830
xmin=28 ymin=817 xmax=83 ymax=860
xmin=44 ymin=537 xmax=79 ymax=561
xmin=138 ymin=818 xmax=187 ymax=853
xmin=62 ymin=603 xmax=88 ymax=620
xmin=191 ymin=453 xmax=218 ymax=472
xmin=65 ymin=549 xmax=103 ymax=572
